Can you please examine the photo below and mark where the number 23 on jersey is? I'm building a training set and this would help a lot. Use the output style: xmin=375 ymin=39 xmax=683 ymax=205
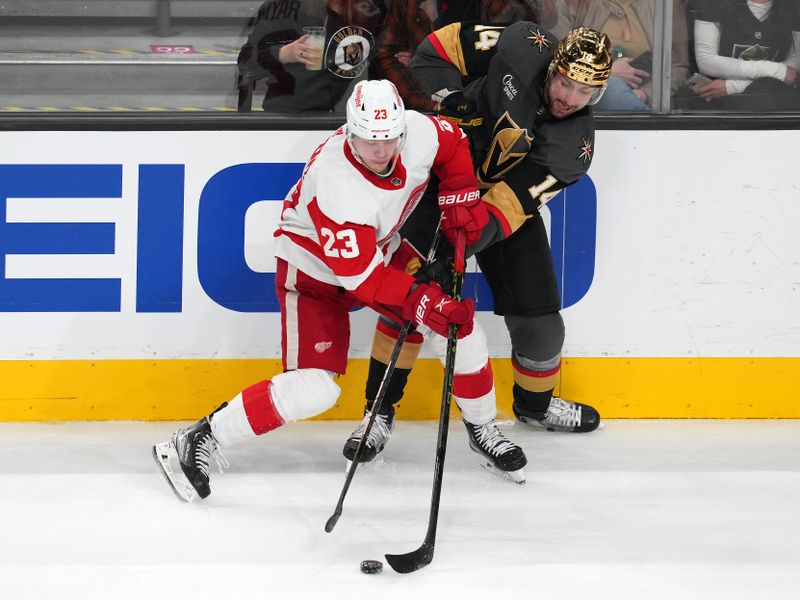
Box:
xmin=320 ymin=227 xmax=360 ymax=258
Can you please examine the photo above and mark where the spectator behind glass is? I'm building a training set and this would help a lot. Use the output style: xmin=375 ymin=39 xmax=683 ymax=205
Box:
xmin=552 ymin=0 xmax=690 ymax=111
xmin=237 ymin=0 xmax=387 ymax=112
xmin=371 ymin=0 xmax=558 ymax=111
xmin=681 ymin=0 xmax=800 ymax=111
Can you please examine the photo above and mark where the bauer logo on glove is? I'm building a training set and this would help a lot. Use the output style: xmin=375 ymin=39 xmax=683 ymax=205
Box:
xmin=437 ymin=186 xmax=489 ymax=247
xmin=403 ymin=282 xmax=473 ymax=339
xmin=438 ymin=189 xmax=481 ymax=206
xmin=414 ymin=293 xmax=430 ymax=325
xmin=437 ymin=91 xmax=484 ymax=130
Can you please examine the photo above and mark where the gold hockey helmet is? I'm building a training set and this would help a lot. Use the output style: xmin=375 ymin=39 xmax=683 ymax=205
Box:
xmin=550 ymin=27 xmax=613 ymax=87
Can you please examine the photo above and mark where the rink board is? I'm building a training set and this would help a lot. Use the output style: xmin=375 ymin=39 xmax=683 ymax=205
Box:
xmin=0 ymin=357 xmax=798 ymax=421
xmin=0 ymin=129 xmax=798 ymax=420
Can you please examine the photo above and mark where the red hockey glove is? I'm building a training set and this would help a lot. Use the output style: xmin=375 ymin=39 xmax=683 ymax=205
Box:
xmin=438 ymin=187 xmax=489 ymax=247
xmin=402 ymin=282 xmax=474 ymax=339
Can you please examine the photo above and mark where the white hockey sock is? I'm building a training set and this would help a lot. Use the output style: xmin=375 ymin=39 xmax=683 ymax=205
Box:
xmin=209 ymin=392 xmax=258 ymax=447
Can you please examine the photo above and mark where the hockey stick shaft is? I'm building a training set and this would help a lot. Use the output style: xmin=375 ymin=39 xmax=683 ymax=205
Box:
xmin=325 ymin=220 xmax=443 ymax=533
xmin=384 ymin=229 xmax=466 ymax=573
xmin=324 ymin=321 xmax=410 ymax=533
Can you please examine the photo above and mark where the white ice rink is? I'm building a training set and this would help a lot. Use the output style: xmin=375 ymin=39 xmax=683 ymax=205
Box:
xmin=2 ymin=419 xmax=799 ymax=600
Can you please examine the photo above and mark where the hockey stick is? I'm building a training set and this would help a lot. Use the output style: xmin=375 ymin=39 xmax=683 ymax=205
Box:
xmin=384 ymin=229 xmax=467 ymax=574
xmin=325 ymin=220 xmax=443 ymax=534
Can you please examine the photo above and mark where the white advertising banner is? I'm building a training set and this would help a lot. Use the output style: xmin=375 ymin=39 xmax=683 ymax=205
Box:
xmin=1 ymin=129 xmax=798 ymax=361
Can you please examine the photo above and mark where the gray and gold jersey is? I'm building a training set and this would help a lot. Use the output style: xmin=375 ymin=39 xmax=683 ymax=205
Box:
xmin=413 ymin=21 xmax=596 ymax=233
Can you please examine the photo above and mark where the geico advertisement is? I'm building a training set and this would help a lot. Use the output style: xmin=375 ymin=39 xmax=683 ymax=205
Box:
xmin=3 ymin=129 xmax=795 ymax=361
xmin=0 ymin=130 xmax=603 ymax=361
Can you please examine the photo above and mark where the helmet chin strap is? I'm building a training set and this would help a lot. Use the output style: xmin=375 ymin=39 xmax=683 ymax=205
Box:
xmin=347 ymin=129 xmax=407 ymax=178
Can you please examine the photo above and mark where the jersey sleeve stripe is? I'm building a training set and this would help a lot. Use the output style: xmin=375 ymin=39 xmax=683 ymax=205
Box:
xmin=484 ymin=203 xmax=513 ymax=239
xmin=429 ymin=23 xmax=469 ymax=76
xmin=278 ymin=229 xmax=327 ymax=263
xmin=482 ymin=181 xmax=530 ymax=235
xmin=336 ymin=251 xmax=385 ymax=290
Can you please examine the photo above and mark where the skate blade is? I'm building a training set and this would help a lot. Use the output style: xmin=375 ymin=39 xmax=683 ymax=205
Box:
xmin=152 ymin=442 xmax=198 ymax=503
xmin=516 ymin=415 xmax=603 ymax=434
xmin=479 ymin=461 xmax=526 ymax=485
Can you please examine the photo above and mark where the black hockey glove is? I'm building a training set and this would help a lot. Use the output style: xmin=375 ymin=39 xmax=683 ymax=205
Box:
xmin=413 ymin=257 xmax=454 ymax=292
xmin=437 ymin=92 xmax=484 ymax=130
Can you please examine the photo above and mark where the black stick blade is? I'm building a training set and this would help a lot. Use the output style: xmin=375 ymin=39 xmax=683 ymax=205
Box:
xmin=385 ymin=542 xmax=434 ymax=574
xmin=324 ymin=511 xmax=341 ymax=533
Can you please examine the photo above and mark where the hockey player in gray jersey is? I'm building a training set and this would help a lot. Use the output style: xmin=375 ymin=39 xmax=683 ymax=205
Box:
xmin=343 ymin=24 xmax=613 ymax=470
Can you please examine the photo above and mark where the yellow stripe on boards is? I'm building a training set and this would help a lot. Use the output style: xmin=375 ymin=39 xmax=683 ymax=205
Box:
xmin=557 ymin=357 xmax=800 ymax=418
xmin=0 ymin=358 xmax=798 ymax=421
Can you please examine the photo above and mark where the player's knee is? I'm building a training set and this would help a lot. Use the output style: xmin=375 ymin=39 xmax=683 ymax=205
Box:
xmin=270 ymin=368 xmax=341 ymax=421
xmin=506 ymin=312 xmax=564 ymax=392
xmin=505 ymin=312 xmax=565 ymax=361
xmin=428 ymin=320 xmax=489 ymax=375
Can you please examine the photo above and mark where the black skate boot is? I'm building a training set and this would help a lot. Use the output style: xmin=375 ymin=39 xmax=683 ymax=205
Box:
xmin=464 ymin=420 xmax=527 ymax=484
xmin=513 ymin=397 xmax=600 ymax=433
xmin=342 ymin=407 xmax=395 ymax=464
xmin=153 ymin=416 xmax=229 ymax=502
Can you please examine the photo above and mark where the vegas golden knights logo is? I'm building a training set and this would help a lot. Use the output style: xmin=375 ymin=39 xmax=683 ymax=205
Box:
xmin=344 ymin=41 xmax=364 ymax=66
xmin=328 ymin=26 xmax=374 ymax=78
xmin=479 ymin=112 xmax=533 ymax=185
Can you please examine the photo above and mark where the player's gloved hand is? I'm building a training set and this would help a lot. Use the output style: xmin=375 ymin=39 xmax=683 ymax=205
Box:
xmin=438 ymin=186 xmax=489 ymax=247
xmin=402 ymin=282 xmax=474 ymax=339
xmin=414 ymin=257 xmax=454 ymax=293
xmin=437 ymin=91 xmax=484 ymax=130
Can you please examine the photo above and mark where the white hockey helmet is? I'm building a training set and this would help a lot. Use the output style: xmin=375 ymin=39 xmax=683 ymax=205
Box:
xmin=346 ymin=79 xmax=406 ymax=141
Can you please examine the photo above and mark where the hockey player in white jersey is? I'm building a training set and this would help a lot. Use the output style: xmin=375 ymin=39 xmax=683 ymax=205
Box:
xmin=153 ymin=79 xmax=526 ymax=502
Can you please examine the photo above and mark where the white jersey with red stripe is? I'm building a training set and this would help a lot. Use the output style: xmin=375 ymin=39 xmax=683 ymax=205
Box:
xmin=274 ymin=109 xmax=476 ymax=309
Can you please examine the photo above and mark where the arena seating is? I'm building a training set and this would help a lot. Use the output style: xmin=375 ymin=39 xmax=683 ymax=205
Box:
xmin=0 ymin=1 xmax=264 ymax=111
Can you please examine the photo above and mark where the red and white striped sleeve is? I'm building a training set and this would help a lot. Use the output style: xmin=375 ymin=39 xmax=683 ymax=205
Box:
xmin=306 ymin=198 xmax=414 ymax=308
xmin=426 ymin=115 xmax=479 ymax=192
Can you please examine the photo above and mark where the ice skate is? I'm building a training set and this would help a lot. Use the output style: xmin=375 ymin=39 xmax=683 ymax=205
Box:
xmin=513 ymin=396 xmax=600 ymax=433
xmin=152 ymin=417 xmax=229 ymax=502
xmin=342 ymin=408 xmax=395 ymax=467
xmin=464 ymin=420 xmax=527 ymax=484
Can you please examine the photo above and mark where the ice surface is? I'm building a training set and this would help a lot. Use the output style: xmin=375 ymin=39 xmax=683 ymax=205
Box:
xmin=1 ymin=419 xmax=798 ymax=599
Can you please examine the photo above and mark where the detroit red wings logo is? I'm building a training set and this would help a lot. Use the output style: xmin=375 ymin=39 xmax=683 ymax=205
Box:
xmin=578 ymin=136 xmax=593 ymax=163
xmin=314 ymin=341 xmax=333 ymax=353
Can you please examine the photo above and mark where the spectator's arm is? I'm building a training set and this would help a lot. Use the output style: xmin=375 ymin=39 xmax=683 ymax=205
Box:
xmin=694 ymin=19 xmax=788 ymax=82
xmin=373 ymin=11 xmax=439 ymax=111
xmin=724 ymin=79 xmax=754 ymax=95
xmin=781 ymin=31 xmax=800 ymax=70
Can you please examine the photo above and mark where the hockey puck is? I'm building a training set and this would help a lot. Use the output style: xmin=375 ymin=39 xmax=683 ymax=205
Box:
xmin=360 ymin=559 xmax=383 ymax=574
